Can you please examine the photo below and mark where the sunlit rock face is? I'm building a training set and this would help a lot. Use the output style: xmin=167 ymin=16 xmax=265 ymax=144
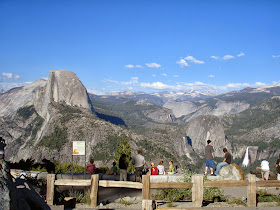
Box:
xmin=184 ymin=115 xmax=231 ymax=157
xmin=34 ymin=69 xmax=94 ymax=119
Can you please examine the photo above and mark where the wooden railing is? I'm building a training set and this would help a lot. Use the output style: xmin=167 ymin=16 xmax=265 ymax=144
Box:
xmin=46 ymin=174 xmax=280 ymax=209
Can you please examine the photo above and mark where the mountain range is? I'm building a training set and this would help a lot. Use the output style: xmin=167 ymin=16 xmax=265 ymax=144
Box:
xmin=1 ymin=69 xmax=280 ymax=169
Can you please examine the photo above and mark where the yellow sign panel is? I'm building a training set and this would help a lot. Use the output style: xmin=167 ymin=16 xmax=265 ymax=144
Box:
xmin=72 ymin=141 xmax=85 ymax=156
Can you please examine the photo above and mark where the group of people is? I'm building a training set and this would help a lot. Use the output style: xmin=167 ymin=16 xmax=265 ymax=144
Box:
xmin=204 ymin=140 xmax=232 ymax=176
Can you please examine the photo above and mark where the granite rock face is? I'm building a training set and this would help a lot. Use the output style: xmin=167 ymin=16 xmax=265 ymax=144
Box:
xmin=0 ymin=79 xmax=47 ymax=118
xmin=184 ymin=115 xmax=231 ymax=157
xmin=34 ymin=69 xmax=94 ymax=119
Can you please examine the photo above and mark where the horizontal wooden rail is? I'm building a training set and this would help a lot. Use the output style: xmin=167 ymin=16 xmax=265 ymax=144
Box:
xmin=99 ymin=180 xmax=143 ymax=189
xmin=256 ymin=180 xmax=280 ymax=187
xmin=204 ymin=180 xmax=249 ymax=187
xmin=55 ymin=179 xmax=91 ymax=186
xmin=150 ymin=182 xmax=193 ymax=189
xmin=47 ymin=174 xmax=280 ymax=210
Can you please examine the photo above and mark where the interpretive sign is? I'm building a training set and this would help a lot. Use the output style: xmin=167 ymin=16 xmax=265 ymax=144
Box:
xmin=72 ymin=141 xmax=85 ymax=155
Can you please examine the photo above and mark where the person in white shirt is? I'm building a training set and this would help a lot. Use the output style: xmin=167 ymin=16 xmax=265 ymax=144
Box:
xmin=256 ymin=159 xmax=270 ymax=181
xmin=132 ymin=150 xmax=145 ymax=182
xmin=157 ymin=160 xmax=165 ymax=175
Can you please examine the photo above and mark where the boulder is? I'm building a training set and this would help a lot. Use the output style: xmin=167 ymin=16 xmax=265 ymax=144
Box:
xmin=0 ymin=160 xmax=17 ymax=210
xmin=219 ymin=163 xmax=245 ymax=180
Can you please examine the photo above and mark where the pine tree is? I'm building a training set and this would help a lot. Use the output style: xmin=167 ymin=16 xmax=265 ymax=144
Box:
xmin=114 ymin=138 xmax=134 ymax=173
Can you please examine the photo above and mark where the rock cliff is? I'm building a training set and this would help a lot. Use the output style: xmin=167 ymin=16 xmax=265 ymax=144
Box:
xmin=184 ymin=115 xmax=231 ymax=157
xmin=34 ymin=70 xmax=94 ymax=119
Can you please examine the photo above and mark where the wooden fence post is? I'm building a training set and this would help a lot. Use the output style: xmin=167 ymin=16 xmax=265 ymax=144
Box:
xmin=247 ymin=174 xmax=257 ymax=207
xmin=142 ymin=199 xmax=153 ymax=210
xmin=192 ymin=174 xmax=204 ymax=207
xmin=90 ymin=174 xmax=99 ymax=207
xmin=142 ymin=175 xmax=150 ymax=200
xmin=46 ymin=174 xmax=55 ymax=206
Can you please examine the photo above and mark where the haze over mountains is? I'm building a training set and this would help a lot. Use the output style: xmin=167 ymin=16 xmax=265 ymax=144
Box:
xmin=1 ymin=70 xmax=280 ymax=169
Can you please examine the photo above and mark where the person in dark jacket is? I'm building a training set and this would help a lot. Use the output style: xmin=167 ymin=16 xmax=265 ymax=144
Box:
xmin=119 ymin=154 xmax=128 ymax=181
xmin=42 ymin=158 xmax=55 ymax=174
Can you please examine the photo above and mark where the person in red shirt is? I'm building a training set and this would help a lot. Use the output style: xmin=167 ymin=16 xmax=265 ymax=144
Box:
xmin=150 ymin=162 xmax=158 ymax=175
xmin=87 ymin=159 xmax=96 ymax=174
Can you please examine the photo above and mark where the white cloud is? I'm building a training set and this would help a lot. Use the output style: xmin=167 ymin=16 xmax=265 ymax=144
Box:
xmin=152 ymin=74 xmax=156 ymax=77
xmin=272 ymin=55 xmax=280 ymax=58
xmin=145 ymin=63 xmax=161 ymax=68
xmin=140 ymin=82 xmax=171 ymax=90
xmin=208 ymin=75 xmax=215 ymax=78
xmin=135 ymin=65 xmax=143 ymax=68
xmin=223 ymin=55 xmax=235 ymax=60
xmin=237 ymin=52 xmax=245 ymax=57
xmin=2 ymin=72 xmax=21 ymax=79
xmin=2 ymin=72 xmax=13 ymax=78
xmin=211 ymin=56 xmax=219 ymax=60
xmin=176 ymin=59 xmax=189 ymax=68
xmin=173 ymin=75 xmax=179 ymax=78
xmin=125 ymin=64 xmax=134 ymax=68
xmin=185 ymin=56 xmax=205 ymax=64
xmin=161 ymin=73 xmax=167 ymax=77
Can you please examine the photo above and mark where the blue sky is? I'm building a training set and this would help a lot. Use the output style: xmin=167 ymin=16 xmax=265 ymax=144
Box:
xmin=0 ymin=0 xmax=280 ymax=94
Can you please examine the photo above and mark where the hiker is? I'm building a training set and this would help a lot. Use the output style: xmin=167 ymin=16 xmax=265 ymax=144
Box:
xmin=119 ymin=154 xmax=128 ymax=181
xmin=132 ymin=150 xmax=145 ymax=182
xmin=0 ymin=137 xmax=6 ymax=160
xmin=157 ymin=161 xmax=165 ymax=175
xmin=87 ymin=159 xmax=96 ymax=174
xmin=256 ymin=158 xmax=270 ymax=181
xmin=42 ymin=158 xmax=55 ymax=174
xmin=205 ymin=139 xmax=215 ymax=175
xmin=215 ymin=148 xmax=231 ymax=175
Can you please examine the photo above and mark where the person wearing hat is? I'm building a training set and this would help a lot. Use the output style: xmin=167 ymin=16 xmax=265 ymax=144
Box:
xmin=0 ymin=137 xmax=6 ymax=160
xmin=150 ymin=162 xmax=158 ymax=175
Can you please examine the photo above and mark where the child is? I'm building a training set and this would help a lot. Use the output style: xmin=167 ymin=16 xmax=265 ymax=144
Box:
xmin=150 ymin=162 xmax=158 ymax=175
xmin=157 ymin=161 xmax=165 ymax=175
xmin=176 ymin=165 xmax=182 ymax=174
xmin=111 ymin=162 xmax=118 ymax=175
xmin=87 ymin=159 xmax=96 ymax=174
xmin=168 ymin=160 xmax=175 ymax=174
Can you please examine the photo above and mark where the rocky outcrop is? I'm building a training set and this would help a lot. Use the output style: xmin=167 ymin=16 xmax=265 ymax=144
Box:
xmin=0 ymin=160 xmax=17 ymax=210
xmin=34 ymin=70 xmax=94 ymax=119
xmin=0 ymin=79 xmax=47 ymax=118
xmin=219 ymin=163 xmax=245 ymax=180
xmin=184 ymin=115 xmax=231 ymax=157
xmin=163 ymin=101 xmax=198 ymax=118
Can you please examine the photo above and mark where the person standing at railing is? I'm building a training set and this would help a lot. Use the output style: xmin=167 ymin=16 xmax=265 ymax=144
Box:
xmin=132 ymin=150 xmax=145 ymax=182
xmin=205 ymin=140 xmax=215 ymax=175
xmin=276 ymin=154 xmax=280 ymax=181
xmin=256 ymin=158 xmax=270 ymax=181
xmin=119 ymin=154 xmax=128 ymax=181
